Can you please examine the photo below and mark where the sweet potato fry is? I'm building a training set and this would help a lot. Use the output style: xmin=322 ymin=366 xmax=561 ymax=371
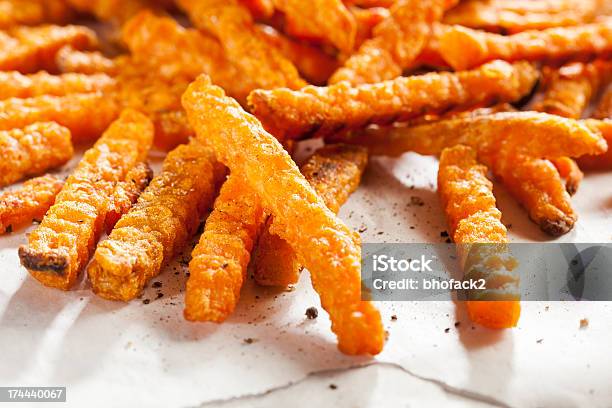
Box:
xmin=330 ymin=0 xmax=457 ymax=85
xmin=351 ymin=6 xmax=390 ymax=48
xmin=253 ymin=144 xmax=368 ymax=287
xmin=0 ymin=174 xmax=63 ymax=234
xmin=55 ymin=45 xmax=118 ymax=75
xmin=185 ymin=176 xmax=264 ymax=322
xmin=0 ymin=93 xmax=120 ymax=143
xmin=443 ymin=0 xmax=601 ymax=33
xmin=0 ymin=71 xmax=115 ymax=99
xmin=183 ymin=76 xmax=384 ymax=355
xmin=0 ymin=122 xmax=73 ymax=187
xmin=19 ymin=110 xmax=153 ymax=290
xmin=88 ymin=139 xmax=224 ymax=301
xmin=0 ymin=24 xmax=98 ymax=73
xmin=0 ymin=0 xmax=75 ymax=28
xmin=272 ymin=0 xmax=356 ymax=53
xmin=248 ymin=60 xmax=539 ymax=140
xmin=438 ymin=21 xmax=612 ymax=70
xmin=437 ymin=145 xmax=520 ymax=328
xmin=178 ymin=0 xmax=306 ymax=90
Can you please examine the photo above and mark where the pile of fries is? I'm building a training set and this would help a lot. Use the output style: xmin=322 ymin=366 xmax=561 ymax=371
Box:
xmin=0 ymin=0 xmax=610 ymax=355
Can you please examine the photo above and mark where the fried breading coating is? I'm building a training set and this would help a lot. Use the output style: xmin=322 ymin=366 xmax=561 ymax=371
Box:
xmin=241 ymin=0 xmax=274 ymax=19
xmin=550 ymin=156 xmax=583 ymax=196
xmin=178 ymin=0 xmax=306 ymax=91
xmin=351 ymin=6 xmax=390 ymax=48
xmin=577 ymin=118 xmax=612 ymax=170
xmin=256 ymin=25 xmax=339 ymax=86
xmin=0 ymin=122 xmax=73 ymax=187
xmin=0 ymin=174 xmax=63 ymax=234
xmin=0 ymin=24 xmax=98 ymax=73
xmin=248 ymin=60 xmax=539 ymax=140
xmin=272 ymin=0 xmax=356 ymax=53
xmin=344 ymin=0 xmax=394 ymax=7
xmin=594 ymin=85 xmax=612 ymax=120
xmin=443 ymin=0 xmax=601 ymax=33
xmin=55 ymin=45 xmax=118 ymax=75
xmin=0 ymin=71 xmax=115 ymax=99
xmin=0 ymin=92 xmax=120 ymax=142
xmin=183 ymin=76 xmax=384 ymax=355
xmin=253 ymin=144 xmax=368 ymax=287
xmin=330 ymin=0 xmax=457 ymax=85
xmin=64 ymin=0 xmax=154 ymax=25
xmin=438 ymin=21 xmax=612 ymax=71
xmin=0 ymin=0 xmax=75 ymax=28
xmin=104 ymin=162 xmax=152 ymax=234
xmin=437 ymin=145 xmax=520 ymax=328
xmin=88 ymin=139 xmax=224 ymax=301
xmin=19 ymin=110 xmax=154 ymax=290
xmin=185 ymin=176 xmax=264 ymax=322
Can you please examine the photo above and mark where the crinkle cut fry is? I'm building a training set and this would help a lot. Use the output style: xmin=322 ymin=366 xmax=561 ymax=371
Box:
xmin=442 ymin=0 xmax=601 ymax=33
xmin=0 ymin=122 xmax=73 ymax=187
xmin=0 ymin=24 xmax=98 ymax=73
xmin=330 ymin=0 xmax=457 ymax=85
xmin=177 ymin=0 xmax=306 ymax=91
xmin=55 ymin=46 xmax=118 ymax=75
xmin=18 ymin=110 xmax=153 ymax=290
xmin=253 ymin=144 xmax=368 ymax=287
xmin=438 ymin=21 xmax=612 ymax=70
xmin=0 ymin=71 xmax=115 ymax=99
xmin=271 ymin=0 xmax=356 ymax=53
xmin=0 ymin=0 xmax=75 ymax=28
xmin=0 ymin=174 xmax=63 ymax=234
xmin=88 ymin=139 xmax=224 ymax=301
xmin=437 ymin=145 xmax=519 ymax=328
xmin=185 ymin=175 xmax=264 ymax=322
xmin=0 ymin=92 xmax=120 ymax=143
xmin=248 ymin=60 xmax=539 ymax=140
xmin=183 ymin=76 xmax=384 ymax=355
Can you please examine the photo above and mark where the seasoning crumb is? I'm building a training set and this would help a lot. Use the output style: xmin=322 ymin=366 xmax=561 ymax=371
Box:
xmin=444 ymin=328 xmax=450 ymax=333
xmin=305 ymin=307 xmax=318 ymax=319
xmin=536 ymin=338 xmax=543 ymax=344
xmin=445 ymin=238 xmax=452 ymax=243
xmin=156 ymin=292 xmax=164 ymax=299
xmin=410 ymin=196 xmax=424 ymax=206
xmin=329 ymin=384 xmax=337 ymax=390
xmin=143 ymin=299 xmax=150 ymax=305
xmin=152 ymin=281 xmax=162 ymax=288
xmin=454 ymin=321 xmax=461 ymax=328
xmin=5 ymin=225 xmax=12 ymax=233
xmin=391 ymin=314 xmax=398 ymax=321
xmin=580 ymin=318 xmax=589 ymax=329
xmin=545 ymin=306 xmax=549 ymax=311
xmin=440 ymin=231 xmax=449 ymax=237
xmin=243 ymin=337 xmax=256 ymax=344
xmin=358 ymin=226 xmax=368 ymax=233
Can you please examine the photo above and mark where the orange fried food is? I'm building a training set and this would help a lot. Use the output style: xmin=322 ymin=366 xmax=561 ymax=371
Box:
xmin=0 ymin=174 xmax=63 ymax=234
xmin=593 ymin=85 xmax=612 ymax=120
xmin=0 ymin=24 xmax=98 ymax=73
xmin=578 ymin=117 xmax=612 ymax=170
xmin=249 ymin=60 xmax=539 ymax=140
xmin=0 ymin=122 xmax=72 ymax=187
xmin=437 ymin=145 xmax=519 ymax=328
xmin=256 ymin=25 xmax=339 ymax=86
xmin=253 ymin=144 xmax=368 ymax=287
xmin=0 ymin=93 xmax=119 ymax=142
xmin=344 ymin=0 xmax=394 ymax=7
xmin=0 ymin=0 xmax=75 ymax=28
xmin=0 ymin=71 xmax=115 ymax=99
xmin=272 ymin=0 xmax=356 ymax=53
xmin=185 ymin=176 xmax=264 ymax=322
xmin=183 ymin=76 xmax=384 ymax=355
xmin=438 ymin=21 xmax=612 ymax=70
xmin=241 ymin=0 xmax=274 ymax=19
xmin=55 ymin=45 xmax=118 ymax=75
xmin=64 ymin=0 xmax=154 ymax=25
xmin=88 ymin=139 xmax=224 ymax=301
xmin=443 ymin=0 xmax=601 ymax=33
xmin=19 ymin=110 xmax=154 ymax=290
xmin=330 ymin=0 xmax=457 ymax=85
xmin=350 ymin=6 xmax=390 ymax=48
xmin=178 ymin=0 xmax=306 ymax=91
xmin=551 ymin=156 xmax=583 ymax=195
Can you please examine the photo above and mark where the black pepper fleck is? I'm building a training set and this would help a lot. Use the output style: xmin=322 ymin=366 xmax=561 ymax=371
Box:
xmin=305 ymin=307 xmax=318 ymax=319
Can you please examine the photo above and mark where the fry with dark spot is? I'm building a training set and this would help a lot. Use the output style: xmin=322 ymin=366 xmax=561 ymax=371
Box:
xmin=438 ymin=21 xmax=612 ymax=70
xmin=253 ymin=144 xmax=368 ymax=287
xmin=19 ymin=110 xmax=154 ymax=290
xmin=183 ymin=76 xmax=384 ymax=355
xmin=88 ymin=139 xmax=224 ymax=301
xmin=0 ymin=71 xmax=115 ymax=99
xmin=55 ymin=45 xmax=118 ymax=75
xmin=0 ymin=174 xmax=63 ymax=234
xmin=438 ymin=145 xmax=520 ymax=328
xmin=0 ymin=24 xmax=98 ymax=73
xmin=185 ymin=176 xmax=264 ymax=322
xmin=248 ymin=60 xmax=539 ymax=140
xmin=0 ymin=122 xmax=73 ymax=187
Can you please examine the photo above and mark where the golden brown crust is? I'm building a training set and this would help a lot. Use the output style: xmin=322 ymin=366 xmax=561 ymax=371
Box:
xmin=185 ymin=176 xmax=264 ymax=322
xmin=0 ymin=174 xmax=64 ymax=234
xmin=55 ymin=46 xmax=118 ymax=75
xmin=577 ymin=119 xmax=612 ymax=170
xmin=593 ymin=85 xmax=612 ymax=120
xmin=438 ymin=21 xmax=612 ymax=70
xmin=88 ymin=139 xmax=224 ymax=301
xmin=183 ymin=76 xmax=384 ymax=355
xmin=19 ymin=110 xmax=154 ymax=290
xmin=253 ymin=144 xmax=368 ymax=287
xmin=0 ymin=0 xmax=75 ymax=29
xmin=249 ymin=60 xmax=538 ymax=140
xmin=64 ymin=0 xmax=155 ymax=25
xmin=350 ymin=6 xmax=389 ymax=49
xmin=0 ymin=122 xmax=73 ymax=187
xmin=0 ymin=71 xmax=115 ymax=99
